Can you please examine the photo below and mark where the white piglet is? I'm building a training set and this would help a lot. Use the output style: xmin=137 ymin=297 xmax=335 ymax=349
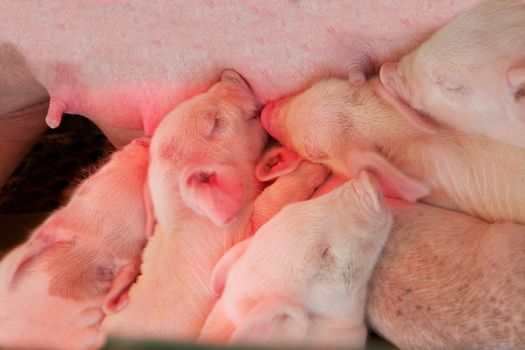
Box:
xmin=261 ymin=77 xmax=525 ymax=224
xmin=102 ymin=71 xmax=329 ymax=342
xmin=203 ymin=171 xmax=393 ymax=349
xmin=0 ymin=137 xmax=151 ymax=350
xmin=379 ymin=0 xmax=525 ymax=149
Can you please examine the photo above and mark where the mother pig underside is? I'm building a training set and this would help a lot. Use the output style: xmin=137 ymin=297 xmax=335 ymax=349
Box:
xmin=0 ymin=0 xmax=480 ymax=185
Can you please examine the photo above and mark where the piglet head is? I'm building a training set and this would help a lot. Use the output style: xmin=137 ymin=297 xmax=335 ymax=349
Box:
xmin=260 ymin=80 xmax=359 ymax=166
xmin=149 ymin=70 xmax=268 ymax=227
xmin=180 ymin=162 xmax=246 ymax=227
xmin=260 ymin=79 xmax=402 ymax=169
xmin=150 ymin=69 xmax=266 ymax=170
xmin=258 ymin=78 xmax=430 ymax=203
xmin=380 ymin=53 xmax=525 ymax=136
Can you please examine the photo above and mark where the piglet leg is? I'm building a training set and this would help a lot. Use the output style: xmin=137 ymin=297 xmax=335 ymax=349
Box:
xmin=103 ymin=262 xmax=140 ymax=314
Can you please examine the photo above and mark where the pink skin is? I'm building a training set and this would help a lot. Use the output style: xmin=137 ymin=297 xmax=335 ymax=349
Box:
xmin=379 ymin=0 xmax=525 ymax=149
xmin=311 ymin=174 xmax=348 ymax=198
xmin=286 ymin=174 xmax=525 ymax=349
xmin=102 ymin=72 xmax=329 ymax=341
xmin=261 ymin=77 xmax=525 ymax=224
xmin=199 ymin=172 xmax=393 ymax=349
xmin=0 ymin=137 xmax=151 ymax=350
xmin=369 ymin=199 xmax=525 ymax=350
xmin=0 ymin=1 xmax=480 ymax=187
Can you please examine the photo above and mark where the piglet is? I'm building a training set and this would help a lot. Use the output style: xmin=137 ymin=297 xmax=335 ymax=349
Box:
xmin=285 ymin=173 xmax=525 ymax=349
xmin=200 ymin=171 xmax=393 ymax=349
xmin=102 ymin=70 xmax=329 ymax=341
xmin=261 ymin=77 xmax=525 ymax=224
xmin=379 ymin=0 xmax=525 ymax=149
xmin=368 ymin=199 xmax=525 ymax=349
xmin=0 ymin=137 xmax=151 ymax=350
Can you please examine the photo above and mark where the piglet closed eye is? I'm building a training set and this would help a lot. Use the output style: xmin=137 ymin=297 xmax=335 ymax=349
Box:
xmin=261 ymin=76 xmax=525 ymax=225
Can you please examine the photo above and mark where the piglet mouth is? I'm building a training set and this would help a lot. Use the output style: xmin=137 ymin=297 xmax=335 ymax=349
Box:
xmin=260 ymin=102 xmax=277 ymax=138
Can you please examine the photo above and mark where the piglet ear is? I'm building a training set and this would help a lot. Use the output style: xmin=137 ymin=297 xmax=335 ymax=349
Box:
xmin=210 ymin=238 xmax=251 ymax=295
xmin=255 ymin=147 xmax=302 ymax=182
xmin=0 ymin=224 xmax=70 ymax=291
xmin=346 ymin=149 xmax=429 ymax=202
xmin=180 ymin=163 xmax=246 ymax=227
xmin=508 ymin=67 xmax=525 ymax=121
xmin=103 ymin=263 xmax=139 ymax=314
xmin=353 ymin=170 xmax=384 ymax=213
xmin=377 ymin=67 xmax=439 ymax=134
